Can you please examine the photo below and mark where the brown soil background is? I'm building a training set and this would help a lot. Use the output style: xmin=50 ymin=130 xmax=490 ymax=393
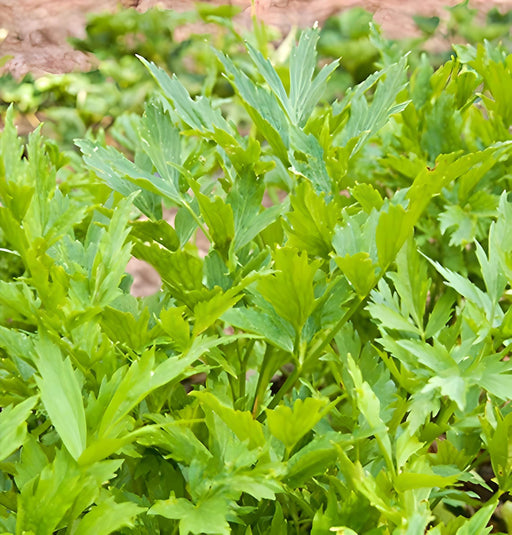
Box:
xmin=2 ymin=0 xmax=512 ymax=78
xmin=1 ymin=0 xmax=511 ymax=295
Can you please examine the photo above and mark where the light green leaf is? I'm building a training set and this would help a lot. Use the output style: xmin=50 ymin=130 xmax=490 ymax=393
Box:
xmin=395 ymin=472 xmax=459 ymax=492
xmin=339 ymin=57 xmax=409 ymax=154
xmin=456 ymin=502 xmax=494 ymax=535
xmin=149 ymin=494 xmax=231 ymax=535
xmin=285 ymin=180 xmax=338 ymax=257
xmin=267 ymin=397 xmax=328 ymax=453
xmin=350 ymin=182 xmax=383 ymax=213
xmin=425 ymin=291 xmax=455 ymax=339
xmin=73 ymin=496 xmax=145 ymax=535
xmin=35 ymin=337 xmax=86 ymax=461
xmin=376 ymin=203 xmax=411 ymax=269
xmin=258 ymin=248 xmax=320 ymax=332
xmin=193 ymin=391 xmax=266 ymax=449
xmin=335 ymin=252 xmax=377 ymax=297
xmin=0 ymin=396 xmax=38 ymax=462
xmin=222 ymin=306 xmax=295 ymax=352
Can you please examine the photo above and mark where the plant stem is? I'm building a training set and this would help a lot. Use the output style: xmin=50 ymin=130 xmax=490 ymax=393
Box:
xmin=308 ymin=296 xmax=364 ymax=363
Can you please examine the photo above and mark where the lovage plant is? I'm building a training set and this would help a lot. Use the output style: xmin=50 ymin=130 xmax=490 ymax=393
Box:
xmin=1 ymin=22 xmax=512 ymax=535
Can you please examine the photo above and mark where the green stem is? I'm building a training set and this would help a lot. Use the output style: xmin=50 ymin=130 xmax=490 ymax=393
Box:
xmin=263 ymin=365 xmax=301 ymax=416
xmin=239 ymin=339 xmax=254 ymax=401
xmin=183 ymin=201 xmax=213 ymax=244
xmin=252 ymin=345 xmax=275 ymax=417
xmin=436 ymin=400 xmax=456 ymax=430
xmin=308 ymin=296 xmax=364 ymax=363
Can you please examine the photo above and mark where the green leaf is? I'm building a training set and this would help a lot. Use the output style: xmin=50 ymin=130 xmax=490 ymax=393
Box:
xmin=339 ymin=57 xmax=409 ymax=154
xmin=193 ymin=391 xmax=266 ymax=449
xmin=130 ymin=219 xmax=180 ymax=251
xmin=487 ymin=412 xmax=512 ymax=491
xmin=217 ymin=50 xmax=289 ymax=163
xmin=456 ymin=502 xmax=494 ymax=535
xmin=73 ymin=495 xmax=145 ymax=535
xmin=284 ymin=434 xmax=340 ymax=488
xmin=350 ymin=182 xmax=383 ymax=213
xmin=193 ymin=186 xmax=234 ymax=256
xmin=425 ymin=291 xmax=455 ymax=339
xmin=258 ymin=248 xmax=320 ymax=333
xmin=346 ymin=354 xmax=394 ymax=473
xmin=406 ymin=145 xmax=512 ymax=227
xmin=96 ymin=340 xmax=210 ymax=441
xmin=285 ymin=180 xmax=338 ymax=257
xmin=77 ymin=139 xmax=170 ymax=218
xmin=288 ymin=29 xmax=340 ymax=127
xmin=366 ymin=301 xmax=421 ymax=336
xmin=35 ymin=337 xmax=87 ymax=461
xmin=139 ymin=56 xmax=234 ymax=138
xmin=222 ymin=306 xmax=295 ymax=352
xmin=376 ymin=203 xmax=411 ymax=269
xmin=425 ymin=255 xmax=493 ymax=321
xmin=266 ymin=397 xmax=328 ymax=453
xmin=0 ymin=396 xmax=38 ymax=462
xmin=149 ymin=494 xmax=231 ymax=535
xmin=335 ymin=252 xmax=377 ymax=297
xmin=158 ymin=306 xmax=191 ymax=351
xmin=395 ymin=472 xmax=460 ymax=492
xmin=138 ymin=100 xmax=183 ymax=202
xmin=228 ymin=174 xmax=282 ymax=252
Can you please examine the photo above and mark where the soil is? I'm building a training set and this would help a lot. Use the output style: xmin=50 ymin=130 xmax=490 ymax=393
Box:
xmin=1 ymin=0 xmax=511 ymax=296
xmin=2 ymin=0 xmax=512 ymax=78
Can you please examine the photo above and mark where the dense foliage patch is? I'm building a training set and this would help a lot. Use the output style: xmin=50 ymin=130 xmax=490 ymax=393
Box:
xmin=1 ymin=3 xmax=512 ymax=534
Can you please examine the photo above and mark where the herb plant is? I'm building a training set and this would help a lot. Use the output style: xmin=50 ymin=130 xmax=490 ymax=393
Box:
xmin=1 ymin=14 xmax=512 ymax=535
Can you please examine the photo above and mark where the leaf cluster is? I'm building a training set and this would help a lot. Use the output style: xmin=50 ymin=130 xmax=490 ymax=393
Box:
xmin=1 ymin=8 xmax=512 ymax=535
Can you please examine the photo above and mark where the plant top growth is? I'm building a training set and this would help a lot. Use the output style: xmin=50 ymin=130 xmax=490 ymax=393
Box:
xmin=1 ymin=3 xmax=512 ymax=533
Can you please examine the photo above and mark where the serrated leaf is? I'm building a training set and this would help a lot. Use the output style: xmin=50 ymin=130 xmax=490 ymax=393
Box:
xmin=340 ymin=57 xmax=409 ymax=154
xmin=193 ymin=391 xmax=266 ymax=449
xmin=35 ymin=337 xmax=86 ymax=461
xmin=77 ymin=139 xmax=171 ymax=218
xmin=73 ymin=496 xmax=145 ymax=535
xmin=267 ymin=397 xmax=328 ymax=453
xmin=376 ymin=203 xmax=411 ymax=269
xmin=350 ymin=182 xmax=383 ymax=213
xmin=425 ymin=291 xmax=455 ymax=339
xmin=335 ymin=252 xmax=377 ymax=297
xmin=138 ymin=100 xmax=182 ymax=200
xmin=149 ymin=494 xmax=230 ymax=535
xmin=395 ymin=471 xmax=459 ymax=492
xmin=456 ymin=502 xmax=494 ymax=535
xmin=366 ymin=302 xmax=421 ymax=335
xmin=258 ymin=248 xmax=320 ymax=332
xmin=0 ymin=396 xmax=38 ymax=462
xmin=284 ymin=434 xmax=339 ymax=488
xmin=285 ymin=180 xmax=338 ymax=257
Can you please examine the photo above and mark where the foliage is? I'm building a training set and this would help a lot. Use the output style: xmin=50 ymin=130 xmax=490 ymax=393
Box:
xmin=1 ymin=5 xmax=512 ymax=534
xmin=1 ymin=1 xmax=510 ymax=148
